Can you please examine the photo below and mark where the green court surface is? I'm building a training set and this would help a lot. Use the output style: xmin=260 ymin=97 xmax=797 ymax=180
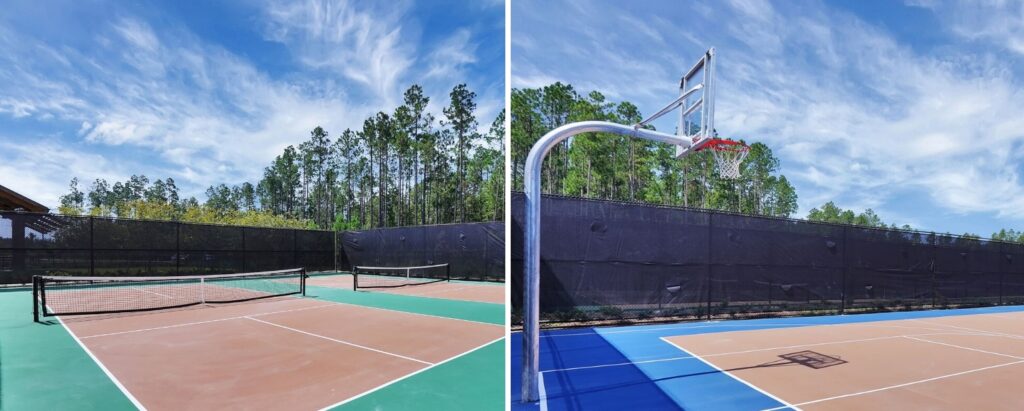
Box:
xmin=0 ymin=276 xmax=505 ymax=410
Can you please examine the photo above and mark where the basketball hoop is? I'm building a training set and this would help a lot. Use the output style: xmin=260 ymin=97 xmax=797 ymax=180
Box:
xmin=698 ymin=138 xmax=749 ymax=179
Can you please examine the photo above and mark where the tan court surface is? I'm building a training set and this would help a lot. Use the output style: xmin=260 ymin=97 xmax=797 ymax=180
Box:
xmin=663 ymin=311 xmax=1024 ymax=410
xmin=62 ymin=296 xmax=504 ymax=410
xmin=308 ymin=274 xmax=505 ymax=304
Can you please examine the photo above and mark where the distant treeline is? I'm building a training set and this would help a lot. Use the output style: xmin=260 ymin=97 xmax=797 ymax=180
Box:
xmin=58 ymin=84 xmax=504 ymax=230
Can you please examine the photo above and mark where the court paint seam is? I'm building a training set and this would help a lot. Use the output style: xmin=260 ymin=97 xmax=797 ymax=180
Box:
xmin=53 ymin=314 xmax=148 ymax=410
xmin=245 ymin=316 xmax=434 ymax=365
xmin=316 ymin=336 xmax=504 ymax=411
xmin=660 ymin=337 xmax=801 ymax=411
xmin=78 ymin=302 xmax=338 ymax=339
xmin=901 ymin=335 xmax=1024 ymax=360
xmin=760 ymin=359 xmax=1024 ymax=411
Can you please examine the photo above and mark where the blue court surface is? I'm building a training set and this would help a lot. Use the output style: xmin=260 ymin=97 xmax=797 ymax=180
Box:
xmin=510 ymin=305 xmax=1024 ymax=410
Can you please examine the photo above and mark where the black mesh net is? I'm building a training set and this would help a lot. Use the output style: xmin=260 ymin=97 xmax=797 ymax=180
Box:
xmin=339 ymin=222 xmax=504 ymax=282
xmin=36 ymin=268 xmax=305 ymax=317
xmin=352 ymin=263 xmax=451 ymax=289
xmin=510 ymin=193 xmax=1024 ymax=324
xmin=2 ymin=212 xmax=335 ymax=284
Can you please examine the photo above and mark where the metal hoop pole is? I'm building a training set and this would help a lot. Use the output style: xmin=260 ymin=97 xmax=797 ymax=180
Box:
xmin=522 ymin=121 xmax=693 ymax=402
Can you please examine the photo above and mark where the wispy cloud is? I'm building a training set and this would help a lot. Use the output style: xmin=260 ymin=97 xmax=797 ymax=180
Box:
xmin=261 ymin=0 xmax=415 ymax=106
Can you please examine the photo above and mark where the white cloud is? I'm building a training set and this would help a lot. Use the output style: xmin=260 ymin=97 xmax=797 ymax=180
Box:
xmin=261 ymin=0 xmax=415 ymax=106
xmin=426 ymin=29 xmax=478 ymax=79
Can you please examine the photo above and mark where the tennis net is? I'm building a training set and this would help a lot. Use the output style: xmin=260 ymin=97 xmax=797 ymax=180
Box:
xmin=33 ymin=268 xmax=306 ymax=321
xmin=352 ymin=263 xmax=450 ymax=290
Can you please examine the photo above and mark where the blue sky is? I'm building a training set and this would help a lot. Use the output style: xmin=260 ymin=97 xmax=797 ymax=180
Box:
xmin=0 ymin=0 xmax=504 ymax=208
xmin=513 ymin=0 xmax=1024 ymax=237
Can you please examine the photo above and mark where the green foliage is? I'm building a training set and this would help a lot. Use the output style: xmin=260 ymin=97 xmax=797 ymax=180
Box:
xmin=59 ymin=84 xmax=503 ymax=230
xmin=806 ymin=201 xmax=896 ymax=228
xmin=511 ymin=83 xmax=798 ymax=217
xmin=992 ymin=229 xmax=1024 ymax=243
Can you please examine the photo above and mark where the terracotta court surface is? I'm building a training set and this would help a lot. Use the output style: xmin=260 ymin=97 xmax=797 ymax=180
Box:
xmin=308 ymin=273 xmax=505 ymax=304
xmin=57 ymin=295 xmax=504 ymax=410
xmin=661 ymin=310 xmax=1024 ymax=410
xmin=511 ymin=305 xmax=1024 ymax=410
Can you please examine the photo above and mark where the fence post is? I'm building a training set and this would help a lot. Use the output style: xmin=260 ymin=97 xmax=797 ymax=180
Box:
xmin=241 ymin=227 xmax=246 ymax=273
xmin=293 ymin=229 xmax=299 ymax=268
xmin=706 ymin=213 xmax=713 ymax=320
xmin=175 ymin=222 xmax=180 ymax=275
xmin=89 ymin=216 xmax=95 ymax=276
xmin=840 ymin=225 xmax=847 ymax=314
xmin=931 ymin=233 xmax=937 ymax=308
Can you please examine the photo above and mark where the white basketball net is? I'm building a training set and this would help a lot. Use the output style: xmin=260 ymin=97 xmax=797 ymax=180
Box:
xmin=705 ymin=140 xmax=750 ymax=179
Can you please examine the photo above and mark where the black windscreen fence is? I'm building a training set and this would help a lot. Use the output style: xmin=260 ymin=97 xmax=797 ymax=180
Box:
xmin=510 ymin=193 xmax=1024 ymax=324
xmin=0 ymin=212 xmax=335 ymax=284
xmin=338 ymin=222 xmax=504 ymax=282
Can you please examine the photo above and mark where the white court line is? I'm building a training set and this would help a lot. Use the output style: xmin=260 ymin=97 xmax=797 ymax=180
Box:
xmin=48 ymin=309 xmax=148 ymax=410
xmin=542 ymin=332 xmax=976 ymax=375
xmin=911 ymin=319 xmax=1024 ymax=339
xmin=760 ymin=360 xmax=1024 ymax=411
xmin=660 ymin=337 xmax=801 ymax=411
xmin=137 ymin=288 xmax=175 ymax=299
xmin=538 ymin=371 xmax=549 ymax=411
xmin=245 ymin=317 xmax=433 ymax=365
xmin=316 ymin=336 xmax=504 ymax=411
xmin=79 ymin=303 xmax=337 ymax=339
xmin=528 ymin=322 xmax=810 ymax=338
xmin=902 ymin=336 xmax=1024 ymax=360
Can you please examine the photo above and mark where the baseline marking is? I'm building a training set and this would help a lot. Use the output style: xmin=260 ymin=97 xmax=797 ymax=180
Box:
xmin=316 ymin=336 xmax=504 ymax=411
xmin=760 ymin=360 xmax=1024 ymax=411
xmin=245 ymin=317 xmax=433 ymax=365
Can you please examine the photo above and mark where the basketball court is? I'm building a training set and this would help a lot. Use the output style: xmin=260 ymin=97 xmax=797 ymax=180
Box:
xmin=511 ymin=305 xmax=1024 ymax=410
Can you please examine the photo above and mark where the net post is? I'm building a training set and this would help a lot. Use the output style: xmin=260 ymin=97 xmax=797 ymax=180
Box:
xmin=39 ymin=277 xmax=47 ymax=318
xmin=352 ymin=266 xmax=359 ymax=291
xmin=32 ymin=275 xmax=39 ymax=323
xmin=300 ymin=268 xmax=307 ymax=296
xmin=200 ymin=277 xmax=206 ymax=304
xmin=445 ymin=263 xmax=451 ymax=282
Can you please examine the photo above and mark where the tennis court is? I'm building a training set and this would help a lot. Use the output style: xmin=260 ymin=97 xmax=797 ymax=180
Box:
xmin=308 ymin=268 xmax=505 ymax=305
xmin=511 ymin=305 xmax=1024 ymax=410
xmin=3 ymin=270 xmax=505 ymax=410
